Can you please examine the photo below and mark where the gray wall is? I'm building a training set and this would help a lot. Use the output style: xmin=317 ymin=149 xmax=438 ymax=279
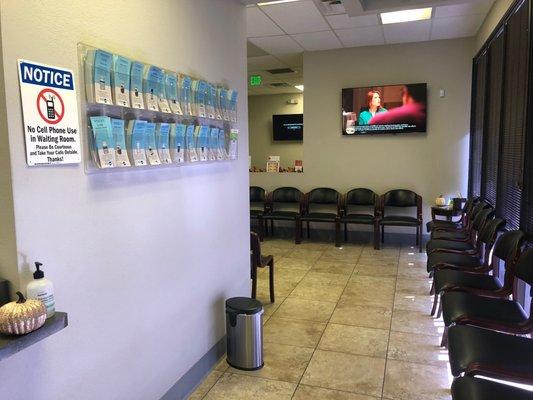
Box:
xmin=475 ymin=0 xmax=516 ymax=53
xmin=249 ymin=92 xmax=303 ymax=169
xmin=0 ymin=1 xmax=248 ymax=399
xmin=251 ymin=38 xmax=474 ymax=230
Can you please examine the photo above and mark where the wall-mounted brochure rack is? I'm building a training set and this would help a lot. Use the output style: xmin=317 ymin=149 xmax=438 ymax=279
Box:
xmin=77 ymin=43 xmax=238 ymax=173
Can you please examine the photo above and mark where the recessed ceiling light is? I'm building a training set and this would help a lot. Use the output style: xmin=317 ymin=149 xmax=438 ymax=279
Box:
xmin=257 ymin=0 xmax=300 ymax=6
xmin=295 ymin=85 xmax=304 ymax=91
xmin=380 ymin=7 xmax=432 ymax=24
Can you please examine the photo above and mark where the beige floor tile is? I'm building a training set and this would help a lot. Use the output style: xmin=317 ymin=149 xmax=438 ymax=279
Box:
xmin=214 ymin=356 xmax=229 ymax=372
xmin=263 ymin=317 xmax=326 ymax=348
xmin=302 ymin=271 xmax=351 ymax=285
xmin=289 ymin=281 xmax=346 ymax=302
xmin=228 ymin=342 xmax=313 ymax=383
xmin=311 ymin=260 xmax=356 ymax=275
xmin=320 ymin=249 xmax=360 ymax=263
xmin=257 ymin=280 xmax=295 ymax=298
xmin=293 ymin=384 xmax=379 ymax=400
xmin=348 ymin=275 xmax=396 ymax=290
xmin=395 ymin=277 xmax=431 ymax=295
xmin=318 ymin=323 xmax=389 ymax=358
xmin=296 ymin=241 xmax=330 ymax=250
xmin=330 ymin=302 xmax=392 ymax=329
xmin=188 ymin=370 xmax=223 ymax=399
xmin=393 ymin=292 xmax=434 ymax=313
xmin=387 ymin=331 xmax=449 ymax=366
xmin=286 ymin=248 xmax=324 ymax=262
xmin=382 ymin=359 xmax=451 ymax=400
xmin=391 ymin=309 xmax=444 ymax=337
xmin=204 ymin=373 xmax=296 ymax=400
xmin=355 ymin=263 xmax=398 ymax=277
xmin=276 ymin=257 xmax=315 ymax=271
xmin=339 ymin=288 xmax=395 ymax=309
xmin=273 ymin=298 xmax=336 ymax=322
xmin=301 ymin=350 xmax=386 ymax=397
xmin=262 ymin=239 xmax=296 ymax=249
xmin=358 ymin=256 xmax=398 ymax=266
xmin=397 ymin=262 xmax=429 ymax=279
xmin=258 ymin=297 xmax=284 ymax=319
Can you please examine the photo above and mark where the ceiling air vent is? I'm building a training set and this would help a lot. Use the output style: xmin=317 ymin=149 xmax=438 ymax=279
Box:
xmin=266 ymin=67 xmax=295 ymax=75
xmin=317 ymin=0 xmax=345 ymax=15
xmin=270 ymin=82 xmax=291 ymax=87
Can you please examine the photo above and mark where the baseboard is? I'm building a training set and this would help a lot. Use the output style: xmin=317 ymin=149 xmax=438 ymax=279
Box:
xmin=160 ymin=335 xmax=226 ymax=400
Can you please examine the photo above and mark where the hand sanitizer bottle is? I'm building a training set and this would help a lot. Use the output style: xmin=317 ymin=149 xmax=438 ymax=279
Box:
xmin=26 ymin=262 xmax=55 ymax=318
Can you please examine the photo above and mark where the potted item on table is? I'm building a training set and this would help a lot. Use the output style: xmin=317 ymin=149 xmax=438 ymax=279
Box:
xmin=0 ymin=292 xmax=46 ymax=335
xmin=435 ymin=195 xmax=446 ymax=206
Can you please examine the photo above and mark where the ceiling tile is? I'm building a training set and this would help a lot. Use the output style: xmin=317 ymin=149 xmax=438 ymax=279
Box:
xmin=431 ymin=14 xmax=486 ymax=40
xmin=326 ymin=13 xmax=380 ymax=29
xmin=291 ymin=30 xmax=343 ymax=51
xmin=246 ymin=6 xmax=284 ymax=37
xmin=434 ymin=1 xmax=493 ymax=18
xmin=247 ymin=55 xmax=287 ymax=71
xmin=249 ymin=35 xmax=304 ymax=55
xmin=383 ymin=20 xmax=431 ymax=44
xmin=335 ymin=26 xmax=384 ymax=47
xmin=276 ymin=52 xmax=303 ymax=67
xmin=247 ymin=41 xmax=269 ymax=57
xmin=260 ymin=0 xmax=330 ymax=34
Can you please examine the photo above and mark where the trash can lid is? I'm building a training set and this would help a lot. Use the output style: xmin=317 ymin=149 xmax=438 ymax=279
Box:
xmin=226 ymin=297 xmax=263 ymax=315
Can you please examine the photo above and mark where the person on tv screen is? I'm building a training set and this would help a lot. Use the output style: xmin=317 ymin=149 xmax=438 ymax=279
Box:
xmin=358 ymin=90 xmax=387 ymax=125
xmin=369 ymin=84 xmax=426 ymax=128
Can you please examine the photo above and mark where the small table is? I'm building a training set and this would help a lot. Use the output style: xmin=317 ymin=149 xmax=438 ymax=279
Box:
xmin=431 ymin=205 xmax=462 ymax=222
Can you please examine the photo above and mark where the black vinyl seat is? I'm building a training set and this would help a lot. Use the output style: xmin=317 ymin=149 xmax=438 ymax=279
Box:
xmin=451 ymin=376 xmax=533 ymax=400
xmin=250 ymin=186 xmax=267 ymax=240
xmin=448 ymin=324 xmax=533 ymax=379
xmin=340 ymin=188 xmax=378 ymax=247
xmin=377 ymin=189 xmax=423 ymax=252
xmin=300 ymin=188 xmax=341 ymax=247
xmin=263 ymin=187 xmax=303 ymax=244
xmin=426 ymin=197 xmax=478 ymax=233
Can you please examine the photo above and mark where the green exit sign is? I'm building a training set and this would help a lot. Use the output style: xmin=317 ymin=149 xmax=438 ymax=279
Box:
xmin=250 ymin=75 xmax=262 ymax=86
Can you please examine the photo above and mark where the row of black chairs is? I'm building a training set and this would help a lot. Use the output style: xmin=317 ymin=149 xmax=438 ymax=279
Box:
xmin=250 ymin=186 xmax=424 ymax=251
xmin=425 ymin=197 xmax=533 ymax=399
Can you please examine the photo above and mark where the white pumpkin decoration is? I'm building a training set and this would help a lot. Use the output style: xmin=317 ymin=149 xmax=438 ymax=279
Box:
xmin=435 ymin=195 xmax=446 ymax=206
xmin=0 ymin=291 xmax=47 ymax=335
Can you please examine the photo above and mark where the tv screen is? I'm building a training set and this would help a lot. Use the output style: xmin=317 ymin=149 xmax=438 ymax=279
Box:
xmin=273 ymin=114 xmax=303 ymax=141
xmin=342 ymin=83 xmax=427 ymax=135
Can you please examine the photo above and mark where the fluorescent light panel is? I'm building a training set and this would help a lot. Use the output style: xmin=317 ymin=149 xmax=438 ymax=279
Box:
xmin=381 ymin=7 xmax=432 ymax=24
xmin=295 ymin=85 xmax=304 ymax=91
xmin=257 ymin=0 xmax=300 ymax=6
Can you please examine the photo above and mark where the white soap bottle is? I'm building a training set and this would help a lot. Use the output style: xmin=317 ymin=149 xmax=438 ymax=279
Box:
xmin=26 ymin=262 xmax=55 ymax=318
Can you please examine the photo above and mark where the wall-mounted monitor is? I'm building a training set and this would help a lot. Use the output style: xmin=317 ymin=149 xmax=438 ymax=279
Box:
xmin=273 ymin=114 xmax=303 ymax=141
xmin=342 ymin=83 xmax=427 ymax=135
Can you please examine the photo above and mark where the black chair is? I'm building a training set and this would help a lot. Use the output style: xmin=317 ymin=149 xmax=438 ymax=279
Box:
xmin=440 ymin=239 xmax=529 ymax=347
xmin=263 ymin=187 xmax=302 ymax=244
xmin=426 ymin=197 xmax=478 ymax=233
xmin=430 ymin=200 xmax=491 ymax=240
xmin=426 ymin=210 xmax=500 ymax=276
xmin=340 ymin=188 xmax=378 ymax=248
xmin=425 ymin=205 xmax=494 ymax=253
xmin=451 ymin=376 xmax=533 ymax=400
xmin=250 ymin=186 xmax=267 ymax=240
xmin=377 ymin=189 xmax=423 ymax=252
xmin=250 ymin=231 xmax=274 ymax=303
xmin=300 ymin=188 xmax=341 ymax=247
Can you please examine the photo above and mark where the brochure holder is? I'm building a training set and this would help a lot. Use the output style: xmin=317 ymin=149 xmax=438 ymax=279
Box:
xmin=78 ymin=43 xmax=237 ymax=173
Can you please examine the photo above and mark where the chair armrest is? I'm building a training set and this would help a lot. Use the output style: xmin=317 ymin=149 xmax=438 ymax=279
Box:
xmin=455 ymin=315 xmax=533 ymax=334
xmin=433 ymin=262 xmax=487 ymax=273
xmin=443 ymin=286 xmax=511 ymax=298
xmin=430 ymin=248 xmax=478 ymax=256
xmin=465 ymin=363 xmax=533 ymax=385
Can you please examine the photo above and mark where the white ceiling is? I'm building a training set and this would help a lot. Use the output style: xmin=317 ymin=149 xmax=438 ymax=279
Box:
xmin=246 ymin=0 xmax=494 ymax=95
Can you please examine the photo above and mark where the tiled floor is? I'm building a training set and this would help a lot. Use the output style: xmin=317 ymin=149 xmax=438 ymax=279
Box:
xmin=188 ymin=238 xmax=452 ymax=400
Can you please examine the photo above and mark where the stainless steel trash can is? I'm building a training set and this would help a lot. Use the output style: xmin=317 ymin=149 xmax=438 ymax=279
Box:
xmin=226 ymin=297 xmax=264 ymax=370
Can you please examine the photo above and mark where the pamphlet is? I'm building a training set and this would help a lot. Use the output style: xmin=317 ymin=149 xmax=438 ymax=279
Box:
xmin=130 ymin=61 xmax=145 ymax=109
xmin=165 ymin=73 xmax=183 ymax=115
xmin=170 ymin=123 xmax=186 ymax=164
xmin=145 ymin=122 xmax=161 ymax=165
xmin=179 ymin=75 xmax=193 ymax=116
xmin=112 ymin=55 xmax=131 ymax=107
xmin=144 ymin=65 xmax=163 ymax=111
xmin=85 ymin=49 xmax=113 ymax=104
xmin=156 ymin=123 xmax=172 ymax=164
xmin=228 ymin=89 xmax=238 ymax=122
xmin=206 ymin=83 xmax=216 ymax=119
xmin=229 ymin=128 xmax=238 ymax=160
xmin=111 ymin=118 xmax=131 ymax=167
xmin=215 ymin=86 xmax=223 ymax=120
xmin=186 ymin=124 xmax=198 ymax=162
xmin=208 ymin=127 xmax=219 ymax=161
xmin=90 ymin=116 xmax=116 ymax=168
xmin=294 ymin=160 xmax=303 ymax=172
xmin=220 ymin=88 xmax=229 ymax=121
xmin=217 ymin=128 xmax=227 ymax=160
xmin=197 ymin=125 xmax=210 ymax=161
xmin=126 ymin=120 xmax=148 ymax=166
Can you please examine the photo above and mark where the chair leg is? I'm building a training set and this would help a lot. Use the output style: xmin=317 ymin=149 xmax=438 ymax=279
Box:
xmin=270 ymin=220 xmax=274 ymax=237
xmin=344 ymin=223 xmax=348 ymax=242
xmin=381 ymin=225 xmax=385 ymax=243
xmin=436 ymin=299 xmax=443 ymax=318
xmin=429 ymin=280 xmax=435 ymax=295
xmin=307 ymin=221 xmax=310 ymax=239
xmin=416 ymin=225 xmax=420 ymax=245
xmin=440 ymin=326 xmax=449 ymax=348
xmin=419 ymin=224 xmax=423 ymax=253
xmin=251 ymin=267 xmax=257 ymax=299
xmin=295 ymin=217 xmax=301 ymax=244
xmin=334 ymin=219 xmax=341 ymax=247
xmin=374 ymin=222 xmax=380 ymax=250
xmin=258 ymin=217 xmax=264 ymax=242
xmin=430 ymin=293 xmax=439 ymax=316
xmin=269 ymin=260 xmax=275 ymax=303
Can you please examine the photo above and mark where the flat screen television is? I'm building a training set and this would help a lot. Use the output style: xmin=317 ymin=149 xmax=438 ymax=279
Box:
xmin=273 ymin=114 xmax=303 ymax=141
xmin=341 ymin=83 xmax=427 ymax=135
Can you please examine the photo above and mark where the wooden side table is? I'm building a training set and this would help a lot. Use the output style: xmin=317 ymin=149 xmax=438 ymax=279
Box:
xmin=431 ymin=205 xmax=462 ymax=222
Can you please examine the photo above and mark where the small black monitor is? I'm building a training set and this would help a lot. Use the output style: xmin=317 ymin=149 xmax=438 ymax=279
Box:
xmin=273 ymin=114 xmax=303 ymax=141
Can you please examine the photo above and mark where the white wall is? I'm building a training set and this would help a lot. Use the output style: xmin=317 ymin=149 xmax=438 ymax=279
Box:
xmin=0 ymin=1 xmax=248 ymax=399
xmin=249 ymin=93 xmax=303 ymax=169
xmin=251 ymin=38 xmax=473 ymax=230
xmin=475 ymin=0 xmax=516 ymax=53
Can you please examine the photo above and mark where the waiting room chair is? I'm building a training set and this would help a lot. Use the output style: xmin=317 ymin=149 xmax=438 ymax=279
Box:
xmin=340 ymin=188 xmax=378 ymax=248
xmin=250 ymin=186 xmax=267 ymax=240
xmin=377 ymin=189 xmax=423 ymax=252
xmin=300 ymin=188 xmax=341 ymax=247
xmin=430 ymin=200 xmax=491 ymax=240
xmin=250 ymin=231 xmax=274 ymax=303
xmin=263 ymin=187 xmax=302 ymax=244
xmin=426 ymin=197 xmax=479 ymax=233
xmin=451 ymin=376 xmax=533 ymax=400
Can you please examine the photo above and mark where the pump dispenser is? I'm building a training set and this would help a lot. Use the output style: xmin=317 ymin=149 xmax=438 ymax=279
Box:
xmin=26 ymin=262 xmax=55 ymax=318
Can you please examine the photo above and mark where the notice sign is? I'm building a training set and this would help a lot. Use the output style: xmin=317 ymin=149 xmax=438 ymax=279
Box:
xmin=18 ymin=59 xmax=81 ymax=166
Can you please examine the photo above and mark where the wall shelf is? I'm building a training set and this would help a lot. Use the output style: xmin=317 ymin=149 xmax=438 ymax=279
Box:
xmin=0 ymin=312 xmax=68 ymax=362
